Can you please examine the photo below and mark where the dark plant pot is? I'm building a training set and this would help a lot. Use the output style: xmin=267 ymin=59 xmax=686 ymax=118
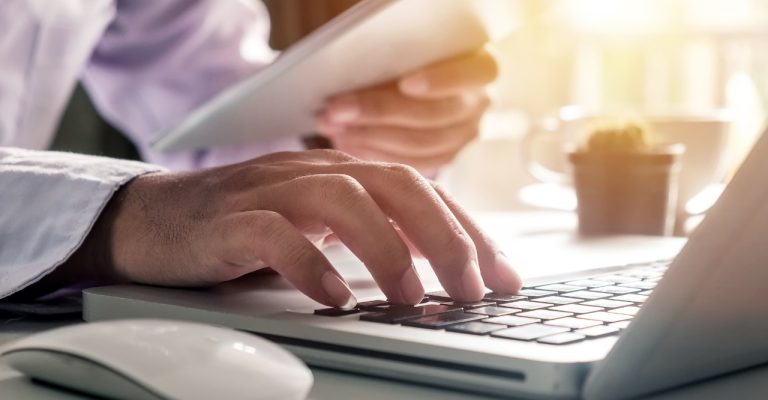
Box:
xmin=568 ymin=144 xmax=684 ymax=236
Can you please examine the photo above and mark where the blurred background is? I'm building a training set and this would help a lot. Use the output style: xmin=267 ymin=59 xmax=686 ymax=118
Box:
xmin=53 ymin=0 xmax=768 ymax=217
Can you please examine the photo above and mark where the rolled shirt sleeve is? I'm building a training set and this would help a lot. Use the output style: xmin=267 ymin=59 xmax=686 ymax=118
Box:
xmin=82 ymin=0 xmax=304 ymax=171
xmin=0 ymin=147 xmax=164 ymax=299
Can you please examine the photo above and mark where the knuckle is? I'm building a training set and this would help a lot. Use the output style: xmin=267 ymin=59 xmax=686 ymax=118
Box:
xmin=250 ymin=210 xmax=288 ymax=239
xmin=245 ymin=211 xmax=319 ymax=274
xmin=307 ymin=148 xmax=358 ymax=162
xmin=380 ymin=163 xmax=434 ymax=199
xmin=222 ymin=211 xmax=288 ymax=268
xmin=441 ymin=227 xmax=475 ymax=264
xmin=320 ymin=174 xmax=368 ymax=200
xmin=383 ymin=163 xmax=422 ymax=182
xmin=430 ymin=181 xmax=448 ymax=195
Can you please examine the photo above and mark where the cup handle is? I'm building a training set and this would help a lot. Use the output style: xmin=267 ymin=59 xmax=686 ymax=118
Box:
xmin=520 ymin=119 xmax=571 ymax=185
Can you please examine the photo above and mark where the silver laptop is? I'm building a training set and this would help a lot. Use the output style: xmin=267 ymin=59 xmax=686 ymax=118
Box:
xmin=84 ymin=128 xmax=768 ymax=400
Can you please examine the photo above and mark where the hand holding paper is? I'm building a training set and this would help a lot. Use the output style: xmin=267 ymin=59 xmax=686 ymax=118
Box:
xmin=315 ymin=49 xmax=497 ymax=174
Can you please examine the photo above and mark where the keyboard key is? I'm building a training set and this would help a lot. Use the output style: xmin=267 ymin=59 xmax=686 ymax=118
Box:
xmin=580 ymin=311 xmax=633 ymax=323
xmin=360 ymin=304 xmax=460 ymax=323
xmin=365 ymin=299 xmax=435 ymax=312
xmin=591 ymin=286 xmax=641 ymax=295
xmin=619 ymin=281 xmax=657 ymax=290
xmin=620 ymin=270 xmax=663 ymax=278
xmin=576 ymin=325 xmax=620 ymax=338
xmin=639 ymin=290 xmax=653 ymax=295
xmin=537 ymin=332 xmax=586 ymax=345
xmin=441 ymin=301 xmax=496 ymax=309
xmin=582 ymin=299 xmax=632 ymax=308
xmin=357 ymin=297 xmax=428 ymax=311
xmin=446 ymin=321 xmax=507 ymax=335
xmin=610 ymin=320 xmax=632 ymax=330
xmin=356 ymin=300 xmax=390 ymax=311
xmin=563 ymin=291 xmax=612 ymax=300
xmin=550 ymin=304 xmax=603 ymax=314
xmin=612 ymin=294 xmax=649 ymax=303
xmin=536 ymin=296 xmax=582 ymax=305
xmin=565 ymin=280 xmax=613 ymax=288
xmin=500 ymin=301 xmax=552 ymax=310
xmin=518 ymin=289 xmax=557 ymax=297
xmin=517 ymin=310 xmax=573 ymax=320
xmin=611 ymin=306 xmax=640 ymax=316
xmin=536 ymin=284 xmax=586 ymax=292
xmin=402 ymin=311 xmax=485 ymax=329
xmin=425 ymin=291 xmax=453 ymax=302
xmin=491 ymin=324 xmax=570 ymax=341
xmin=483 ymin=293 xmax=528 ymax=302
xmin=544 ymin=317 xmax=602 ymax=329
xmin=466 ymin=306 xmax=519 ymax=316
xmin=596 ymin=275 xmax=641 ymax=284
xmin=644 ymin=277 xmax=663 ymax=282
xmin=314 ymin=307 xmax=361 ymax=316
xmin=484 ymin=315 xmax=540 ymax=326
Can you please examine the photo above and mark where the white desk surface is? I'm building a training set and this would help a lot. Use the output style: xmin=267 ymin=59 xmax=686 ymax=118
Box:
xmin=2 ymin=211 xmax=767 ymax=399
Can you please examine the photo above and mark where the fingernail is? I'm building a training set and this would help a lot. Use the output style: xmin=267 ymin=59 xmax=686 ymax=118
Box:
xmin=327 ymin=97 xmax=360 ymax=123
xmin=494 ymin=252 xmax=523 ymax=293
xmin=321 ymin=272 xmax=357 ymax=308
xmin=399 ymin=73 xmax=429 ymax=95
xmin=398 ymin=266 xmax=425 ymax=305
xmin=459 ymin=259 xmax=485 ymax=302
xmin=315 ymin=116 xmax=346 ymax=137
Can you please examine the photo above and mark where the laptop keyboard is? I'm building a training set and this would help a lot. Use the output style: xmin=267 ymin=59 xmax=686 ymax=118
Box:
xmin=313 ymin=261 xmax=669 ymax=345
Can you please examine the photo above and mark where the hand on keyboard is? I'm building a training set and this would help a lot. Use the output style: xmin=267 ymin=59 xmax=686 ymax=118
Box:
xmin=57 ymin=150 xmax=522 ymax=308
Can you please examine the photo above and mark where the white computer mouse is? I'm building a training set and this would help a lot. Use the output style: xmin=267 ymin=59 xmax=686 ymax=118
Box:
xmin=0 ymin=319 xmax=313 ymax=400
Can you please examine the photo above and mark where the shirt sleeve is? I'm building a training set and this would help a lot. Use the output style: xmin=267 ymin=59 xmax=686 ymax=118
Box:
xmin=82 ymin=0 xmax=304 ymax=171
xmin=0 ymin=147 xmax=164 ymax=299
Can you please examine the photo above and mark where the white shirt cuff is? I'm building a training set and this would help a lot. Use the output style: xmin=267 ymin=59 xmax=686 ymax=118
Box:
xmin=0 ymin=148 xmax=165 ymax=298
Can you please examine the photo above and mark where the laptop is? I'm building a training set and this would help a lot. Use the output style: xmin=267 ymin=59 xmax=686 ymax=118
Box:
xmin=85 ymin=128 xmax=768 ymax=400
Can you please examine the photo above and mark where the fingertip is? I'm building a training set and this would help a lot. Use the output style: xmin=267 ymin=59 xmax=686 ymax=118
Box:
xmin=315 ymin=115 xmax=346 ymax=137
xmin=488 ymin=252 xmax=523 ymax=293
xmin=456 ymin=260 xmax=486 ymax=302
xmin=399 ymin=73 xmax=430 ymax=96
xmin=479 ymin=46 xmax=500 ymax=82
xmin=398 ymin=266 xmax=425 ymax=305
xmin=321 ymin=271 xmax=357 ymax=308
xmin=325 ymin=95 xmax=361 ymax=123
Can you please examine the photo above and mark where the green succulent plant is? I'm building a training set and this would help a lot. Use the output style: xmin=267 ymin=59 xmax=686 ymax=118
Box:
xmin=585 ymin=121 xmax=651 ymax=153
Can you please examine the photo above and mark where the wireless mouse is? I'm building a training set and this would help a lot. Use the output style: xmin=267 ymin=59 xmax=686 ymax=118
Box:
xmin=0 ymin=319 xmax=313 ymax=400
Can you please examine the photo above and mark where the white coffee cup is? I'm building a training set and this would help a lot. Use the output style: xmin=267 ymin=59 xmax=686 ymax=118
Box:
xmin=522 ymin=106 xmax=732 ymax=217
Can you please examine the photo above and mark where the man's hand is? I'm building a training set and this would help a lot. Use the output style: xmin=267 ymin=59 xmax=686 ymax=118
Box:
xmin=62 ymin=150 xmax=521 ymax=308
xmin=314 ymin=49 xmax=497 ymax=175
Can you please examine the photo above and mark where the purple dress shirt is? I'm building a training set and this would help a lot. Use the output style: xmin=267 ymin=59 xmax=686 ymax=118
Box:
xmin=1 ymin=0 xmax=303 ymax=171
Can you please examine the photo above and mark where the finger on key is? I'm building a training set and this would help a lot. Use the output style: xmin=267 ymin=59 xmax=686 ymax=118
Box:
xmin=252 ymin=175 xmax=424 ymax=305
xmin=329 ymin=163 xmax=486 ymax=302
xmin=213 ymin=210 xmax=356 ymax=308
xmin=431 ymin=183 xmax=522 ymax=293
